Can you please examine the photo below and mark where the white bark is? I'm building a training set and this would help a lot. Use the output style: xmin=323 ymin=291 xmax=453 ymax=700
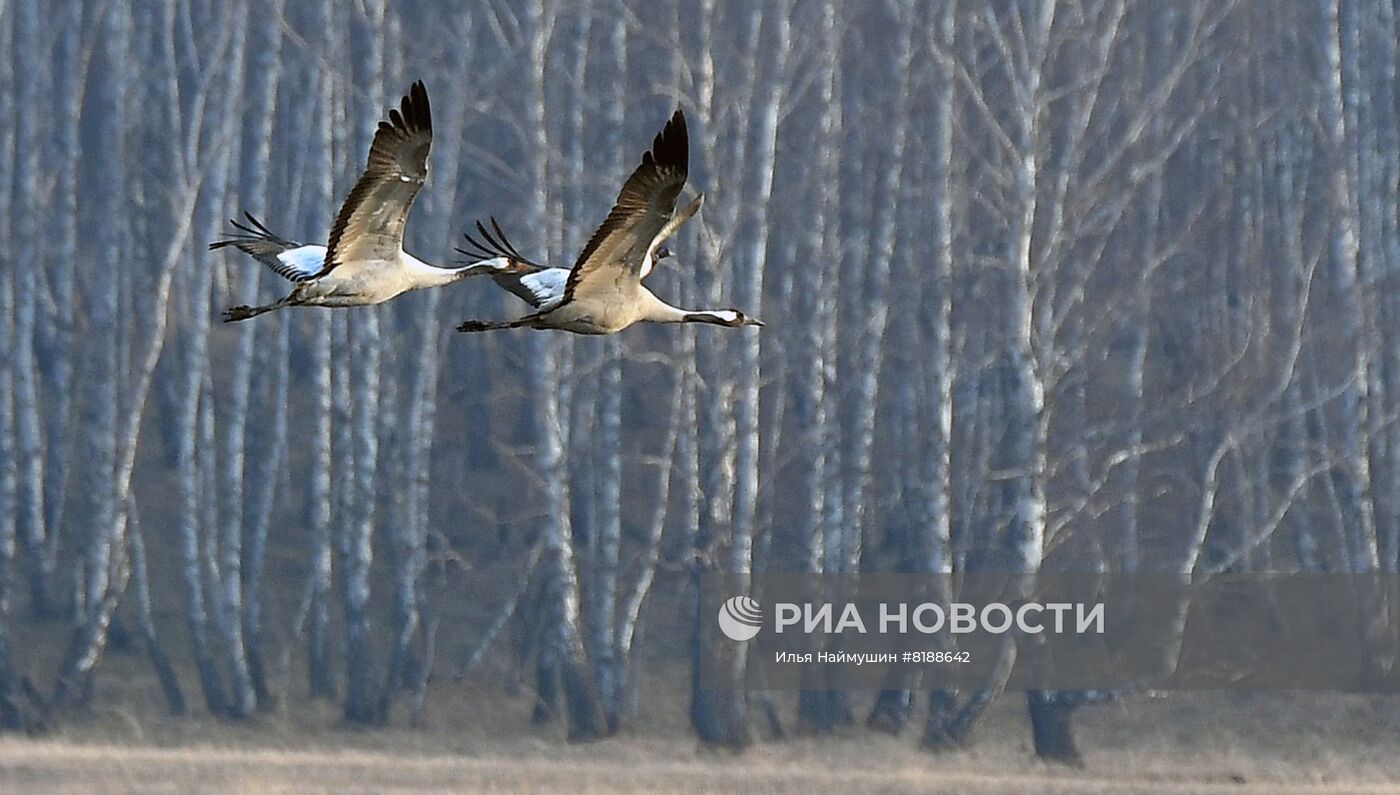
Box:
xmin=524 ymin=0 xmax=601 ymax=739
xmin=10 ymin=0 xmax=49 ymax=617
xmin=1322 ymin=0 xmax=1381 ymax=573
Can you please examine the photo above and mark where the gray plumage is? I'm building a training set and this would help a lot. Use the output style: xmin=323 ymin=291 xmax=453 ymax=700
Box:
xmin=455 ymin=109 xmax=763 ymax=335
xmin=211 ymin=81 xmax=506 ymax=323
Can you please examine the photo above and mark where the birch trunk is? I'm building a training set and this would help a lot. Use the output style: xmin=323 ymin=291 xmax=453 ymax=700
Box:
xmin=37 ymin=0 xmax=83 ymax=600
xmin=380 ymin=27 xmax=467 ymax=718
xmin=335 ymin=0 xmax=388 ymax=725
xmin=10 ymin=0 xmax=52 ymax=619
xmin=525 ymin=0 xmax=603 ymax=741
xmin=1322 ymin=0 xmax=1381 ymax=574
xmin=176 ymin=280 xmax=226 ymax=715
xmin=587 ymin=7 xmax=627 ymax=732
xmin=230 ymin=0 xmax=286 ymax=710
xmin=795 ymin=0 xmax=849 ymax=735
xmin=303 ymin=58 xmax=338 ymax=700
xmin=0 ymin=146 xmax=24 ymax=726
xmin=688 ymin=0 xmax=761 ymax=749
xmin=209 ymin=5 xmax=258 ymax=719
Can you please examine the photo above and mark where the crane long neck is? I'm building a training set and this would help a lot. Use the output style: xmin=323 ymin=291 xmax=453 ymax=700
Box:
xmin=639 ymin=290 xmax=693 ymax=323
xmin=639 ymin=290 xmax=739 ymax=326
xmin=402 ymin=251 xmax=502 ymax=287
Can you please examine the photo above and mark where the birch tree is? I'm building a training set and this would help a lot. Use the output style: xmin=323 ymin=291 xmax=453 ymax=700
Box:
xmin=0 ymin=12 xmax=23 ymax=724
xmin=10 ymin=0 xmax=51 ymax=620
xmin=227 ymin=0 xmax=286 ymax=710
xmin=34 ymin=0 xmax=83 ymax=623
xmin=687 ymin=0 xmax=761 ymax=750
xmin=520 ymin=0 xmax=604 ymax=741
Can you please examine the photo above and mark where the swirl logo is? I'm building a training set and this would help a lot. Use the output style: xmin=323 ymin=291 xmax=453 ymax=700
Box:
xmin=717 ymin=595 xmax=763 ymax=642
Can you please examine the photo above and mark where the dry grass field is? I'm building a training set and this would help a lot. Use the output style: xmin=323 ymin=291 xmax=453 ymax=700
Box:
xmin=4 ymin=685 xmax=1400 ymax=793
xmin=0 ymin=731 xmax=1398 ymax=794
xmin=0 ymin=738 xmax=1391 ymax=795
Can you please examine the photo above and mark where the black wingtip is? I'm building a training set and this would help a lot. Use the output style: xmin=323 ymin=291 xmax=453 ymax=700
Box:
xmin=651 ymin=106 xmax=688 ymax=175
xmin=402 ymin=80 xmax=430 ymax=134
xmin=457 ymin=217 xmax=539 ymax=269
xmin=210 ymin=215 xmax=251 ymax=250
xmin=384 ymin=81 xmax=431 ymax=136
xmin=210 ymin=212 xmax=297 ymax=253
xmin=490 ymin=216 xmax=532 ymax=264
xmin=457 ymin=228 xmax=492 ymax=262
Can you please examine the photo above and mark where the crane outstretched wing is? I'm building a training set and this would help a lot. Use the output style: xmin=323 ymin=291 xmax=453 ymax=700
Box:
xmin=317 ymin=81 xmax=432 ymax=278
xmin=565 ymin=108 xmax=688 ymax=299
